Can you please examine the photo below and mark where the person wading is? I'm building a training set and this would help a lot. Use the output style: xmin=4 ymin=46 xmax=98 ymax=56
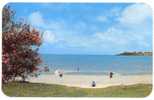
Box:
xmin=109 ymin=72 xmax=114 ymax=79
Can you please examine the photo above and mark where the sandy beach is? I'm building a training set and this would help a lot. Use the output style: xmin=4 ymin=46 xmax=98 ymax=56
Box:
xmin=28 ymin=74 xmax=152 ymax=88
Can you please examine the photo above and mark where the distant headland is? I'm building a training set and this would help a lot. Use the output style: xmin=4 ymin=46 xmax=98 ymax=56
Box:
xmin=117 ymin=51 xmax=152 ymax=56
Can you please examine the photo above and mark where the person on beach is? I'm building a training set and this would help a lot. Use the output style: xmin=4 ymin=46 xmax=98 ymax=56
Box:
xmin=55 ymin=70 xmax=63 ymax=77
xmin=54 ymin=69 xmax=63 ymax=77
xmin=91 ymin=81 xmax=96 ymax=87
xmin=77 ymin=67 xmax=80 ymax=72
xmin=59 ymin=71 xmax=63 ymax=77
xmin=109 ymin=72 xmax=114 ymax=79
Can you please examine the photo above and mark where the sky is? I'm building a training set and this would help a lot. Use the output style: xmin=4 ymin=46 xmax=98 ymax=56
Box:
xmin=7 ymin=3 xmax=152 ymax=55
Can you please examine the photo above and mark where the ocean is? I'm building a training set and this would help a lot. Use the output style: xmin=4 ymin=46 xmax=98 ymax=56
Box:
xmin=39 ymin=54 xmax=152 ymax=75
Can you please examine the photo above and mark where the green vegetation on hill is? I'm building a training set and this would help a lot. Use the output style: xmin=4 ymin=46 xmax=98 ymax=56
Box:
xmin=2 ymin=82 xmax=152 ymax=97
xmin=118 ymin=51 xmax=152 ymax=56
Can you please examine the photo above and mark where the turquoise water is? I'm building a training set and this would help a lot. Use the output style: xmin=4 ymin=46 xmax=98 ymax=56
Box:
xmin=40 ymin=54 xmax=152 ymax=75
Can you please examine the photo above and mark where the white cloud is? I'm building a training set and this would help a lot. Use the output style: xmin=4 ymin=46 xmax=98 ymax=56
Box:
xmin=119 ymin=3 xmax=152 ymax=26
xmin=93 ymin=24 xmax=151 ymax=52
xmin=28 ymin=11 xmax=64 ymax=30
xmin=43 ymin=30 xmax=56 ymax=44
xmin=28 ymin=11 xmax=66 ymax=45
xmin=29 ymin=4 xmax=152 ymax=54
xmin=90 ymin=3 xmax=152 ymax=52
xmin=28 ymin=12 xmax=57 ymax=44
xmin=28 ymin=11 xmax=45 ymax=27
xmin=94 ymin=27 xmax=129 ymax=46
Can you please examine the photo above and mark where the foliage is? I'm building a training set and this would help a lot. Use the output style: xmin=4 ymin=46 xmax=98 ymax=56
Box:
xmin=2 ymin=6 xmax=42 ymax=83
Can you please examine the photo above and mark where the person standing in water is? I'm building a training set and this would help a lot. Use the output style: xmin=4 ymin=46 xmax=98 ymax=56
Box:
xmin=109 ymin=72 xmax=114 ymax=79
xmin=77 ymin=67 xmax=80 ymax=72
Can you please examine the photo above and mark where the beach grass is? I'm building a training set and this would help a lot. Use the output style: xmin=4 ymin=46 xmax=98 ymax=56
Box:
xmin=2 ymin=82 xmax=152 ymax=97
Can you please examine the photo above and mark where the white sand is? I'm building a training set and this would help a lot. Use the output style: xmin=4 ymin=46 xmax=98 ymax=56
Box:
xmin=28 ymin=74 xmax=152 ymax=88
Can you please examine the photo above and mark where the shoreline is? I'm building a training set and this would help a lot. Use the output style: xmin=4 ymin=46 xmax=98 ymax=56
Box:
xmin=38 ymin=71 xmax=152 ymax=75
xmin=28 ymin=74 xmax=152 ymax=88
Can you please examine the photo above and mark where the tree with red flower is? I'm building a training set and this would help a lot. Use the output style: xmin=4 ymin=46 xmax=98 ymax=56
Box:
xmin=2 ymin=6 xmax=42 ymax=83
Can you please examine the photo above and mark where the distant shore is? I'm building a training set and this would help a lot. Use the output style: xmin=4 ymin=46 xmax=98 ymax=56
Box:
xmin=117 ymin=51 xmax=152 ymax=56
xmin=28 ymin=74 xmax=152 ymax=88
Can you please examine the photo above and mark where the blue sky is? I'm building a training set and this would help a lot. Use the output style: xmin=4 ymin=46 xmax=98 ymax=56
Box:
xmin=7 ymin=3 xmax=152 ymax=55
